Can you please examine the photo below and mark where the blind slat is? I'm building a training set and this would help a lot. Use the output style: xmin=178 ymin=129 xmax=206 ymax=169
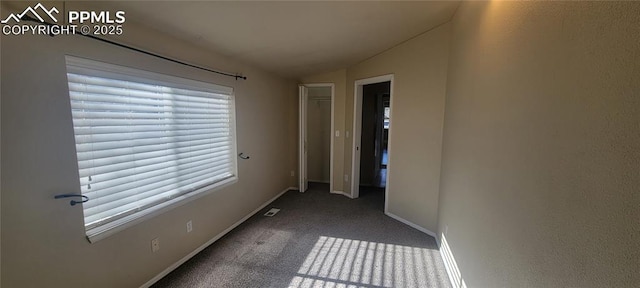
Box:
xmin=69 ymin=91 xmax=230 ymax=108
xmin=72 ymin=123 xmax=230 ymax=135
xmin=74 ymin=136 xmax=229 ymax=153
xmin=70 ymin=99 xmax=230 ymax=114
xmin=72 ymin=117 xmax=229 ymax=127
xmin=73 ymin=129 xmax=231 ymax=144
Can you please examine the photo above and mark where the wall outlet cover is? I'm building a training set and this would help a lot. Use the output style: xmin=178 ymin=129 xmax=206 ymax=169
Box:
xmin=151 ymin=238 xmax=160 ymax=253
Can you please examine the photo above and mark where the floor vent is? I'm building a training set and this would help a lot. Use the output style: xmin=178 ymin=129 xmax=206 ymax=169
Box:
xmin=264 ymin=208 xmax=280 ymax=217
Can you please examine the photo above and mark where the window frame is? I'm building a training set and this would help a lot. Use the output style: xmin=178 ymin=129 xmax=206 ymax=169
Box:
xmin=65 ymin=55 xmax=239 ymax=243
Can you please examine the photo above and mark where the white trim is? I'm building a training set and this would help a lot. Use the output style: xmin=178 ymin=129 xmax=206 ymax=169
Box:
xmin=384 ymin=211 xmax=437 ymax=238
xmin=351 ymin=81 xmax=362 ymax=198
xmin=351 ymin=74 xmax=394 ymax=210
xmin=301 ymin=83 xmax=335 ymax=194
xmin=384 ymin=78 xmax=395 ymax=214
xmin=139 ymin=187 xmax=294 ymax=288
xmin=330 ymin=84 xmax=335 ymax=193
xmin=330 ymin=190 xmax=353 ymax=199
xmin=298 ymin=86 xmax=307 ymax=192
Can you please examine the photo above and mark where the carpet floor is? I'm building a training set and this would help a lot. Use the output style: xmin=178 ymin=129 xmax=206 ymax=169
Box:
xmin=152 ymin=183 xmax=451 ymax=288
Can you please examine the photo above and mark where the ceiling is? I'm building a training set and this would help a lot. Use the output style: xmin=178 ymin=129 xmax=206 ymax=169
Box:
xmin=103 ymin=1 xmax=460 ymax=79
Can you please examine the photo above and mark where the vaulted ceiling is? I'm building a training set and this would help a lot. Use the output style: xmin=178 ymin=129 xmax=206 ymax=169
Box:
xmin=100 ymin=1 xmax=460 ymax=78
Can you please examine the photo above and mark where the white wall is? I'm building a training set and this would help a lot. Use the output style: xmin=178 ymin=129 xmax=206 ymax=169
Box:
xmin=0 ymin=2 xmax=297 ymax=287
xmin=437 ymin=1 xmax=640 ymax=287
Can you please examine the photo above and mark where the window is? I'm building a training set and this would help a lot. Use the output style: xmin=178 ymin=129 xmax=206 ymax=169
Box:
xmin=384 ymin=106 xmax=390 ymax=129
xmin=65 ymin=56 xmax=237 ymax=242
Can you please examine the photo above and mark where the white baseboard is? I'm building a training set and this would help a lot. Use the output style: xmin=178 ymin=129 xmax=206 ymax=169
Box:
xmin=438 ymin=234 xmax=467 ymax=288
xmin=384 ymin=212 xmax=437 ymax=238
xmin=330 ymin=190 xmax=352 ymax=198
xmin=140 ymin=187 xmax=294 ymax=288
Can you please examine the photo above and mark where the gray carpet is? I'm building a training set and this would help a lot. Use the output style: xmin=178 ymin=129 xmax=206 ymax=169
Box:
xmin=153 ymin=183 xmax=451 ymax=288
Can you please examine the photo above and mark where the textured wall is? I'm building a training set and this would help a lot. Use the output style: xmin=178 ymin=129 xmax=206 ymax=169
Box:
xmin=1 ymin=2 xmax=297 ymax=287
xmin=437 ymin=1 xmax=640 ymax=287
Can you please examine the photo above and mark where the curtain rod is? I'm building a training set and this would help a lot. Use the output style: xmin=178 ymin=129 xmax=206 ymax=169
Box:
xmin=21 ymin=15 xmax=247 ymax=80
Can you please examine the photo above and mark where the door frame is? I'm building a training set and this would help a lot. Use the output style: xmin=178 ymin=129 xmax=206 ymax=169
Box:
xmin=351 ymin=75 xmax=394 ymax=211
xmin=299 ymin=83 xmax=335 ymax=192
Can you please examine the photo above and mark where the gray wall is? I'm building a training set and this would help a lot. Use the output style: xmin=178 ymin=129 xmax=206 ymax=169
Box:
xmin=0 ymin=2 xmax=297 ymax=287
xmin=437 ymin=1 xmax=640 ymax=287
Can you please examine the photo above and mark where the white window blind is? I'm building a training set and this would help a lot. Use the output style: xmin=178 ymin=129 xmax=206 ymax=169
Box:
xmin=65 ymin=56 xmax=237 ymax=242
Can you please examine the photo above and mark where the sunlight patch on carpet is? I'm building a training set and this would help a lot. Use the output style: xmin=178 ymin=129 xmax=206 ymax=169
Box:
xmin=288 ymin=236 xmax=439 ymax=288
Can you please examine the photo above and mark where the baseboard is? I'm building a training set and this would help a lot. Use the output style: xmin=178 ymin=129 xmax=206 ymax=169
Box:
xmin=330 ymin=190 xmax=352 ymax=198
xmin=139 ymin=187 xmax=294 ymax=288
xmin=308 ymin=179 xmax=329 ymax=184
xmin=383 ymin=212 xmax=464 ymax=288
xmin=438 ymin=234 xmax=467 ymax=288
xmin=384 ymin=211 xmax=437 ymax=238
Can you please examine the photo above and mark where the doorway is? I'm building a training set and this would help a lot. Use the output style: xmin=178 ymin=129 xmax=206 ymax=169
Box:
xmin=351 ymin=75 xmax=394 ymax=212
xmin=299 ymin=84 xmax=334 ymax=193
xmin=359 ymin=82 xmax=390 ymax=188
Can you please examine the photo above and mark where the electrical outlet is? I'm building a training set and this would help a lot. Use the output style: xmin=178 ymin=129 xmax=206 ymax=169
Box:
xmin=335 ymin=130 xmax=340 ymax=137
xmin=151 ymin=238 xmax=160 ymax=253
xmin=346 ymin=131 xmax=350 ymax=138
xmin=186 ymin=220 xmax=193 ymax=233
xmin=444 ymin=225 xmax=448 ymax=235
xmin=344 ymin=174 xmax=349 ymax=182
xmin=290 ymin=170 xmax=295 ymax=177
